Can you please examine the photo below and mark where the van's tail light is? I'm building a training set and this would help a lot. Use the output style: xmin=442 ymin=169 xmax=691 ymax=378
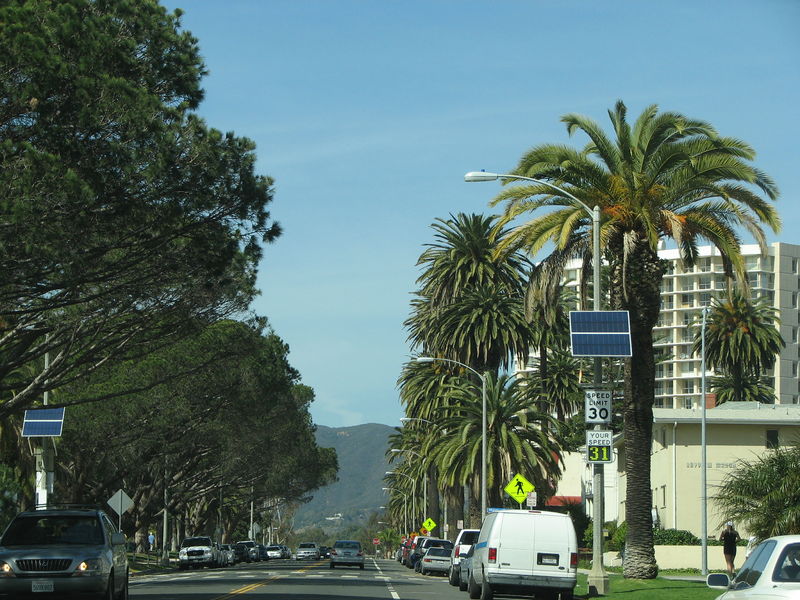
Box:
xmin=455 ymin=546 xmax=461 ymax=558
xmin=570 ymin=552 xmax=578 ymax=568
xmin=488 ymin=548 xmax=497 ymax=563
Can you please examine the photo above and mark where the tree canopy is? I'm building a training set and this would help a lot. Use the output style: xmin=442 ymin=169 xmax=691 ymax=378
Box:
xmin=0 ymin=0 xmax=280 ymax=417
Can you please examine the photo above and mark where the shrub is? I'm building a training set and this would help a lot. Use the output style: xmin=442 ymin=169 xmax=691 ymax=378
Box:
xmin=653 ymin=528 xmax=700 ymax=545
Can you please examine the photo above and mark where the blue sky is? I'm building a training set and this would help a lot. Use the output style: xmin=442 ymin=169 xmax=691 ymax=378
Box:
xmin=162 ymin=0 xmax=800 ymax=428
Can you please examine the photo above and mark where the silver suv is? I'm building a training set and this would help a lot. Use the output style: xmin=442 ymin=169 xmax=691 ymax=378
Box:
xmin=295 ymin=542 xmax=320 ymax=560
xmin=0 ymin=507 xmax=128 ymax=599
xmin=178 ymin=536 xmax=220 ymax=569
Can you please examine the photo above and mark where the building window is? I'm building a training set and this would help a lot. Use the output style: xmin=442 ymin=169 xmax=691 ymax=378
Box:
xmin=661 ymin=485 xmax=667 ymax=509
xmin=682 ymin=397 xmax=693 ymax=409
xmin=698 ymin=258 xmax=711 ymax=272
xmin=699 ymin=276 xmax=712 ymax=290
xmin=745 ymin=256 xmax=759 ymax=270
xmin=793 ymin=258 xmax=798 ymax=274
xmin=793 ymin=327 xmax=799 ymax=344
xmin=662 ymin=296 xmax=674 ymax=310
xmin=793 ymin=362 xmax=798 ymax=377
xmin=793 ymin=293 xmax=798 ymax=309
xmin=661 ymin=279 xmax=674 ymax=292
xmin=748 ymin=273 xmax=759 ymax=288
xmin=766 ymin=429 xmax=779 ymax=449
xmin=681 ymin=294 xmax=693 ymax=308
xmin=700 ymin=293 xmax=712 ymax=307
xmin=684 ymin=380 xmax=695 ymax=394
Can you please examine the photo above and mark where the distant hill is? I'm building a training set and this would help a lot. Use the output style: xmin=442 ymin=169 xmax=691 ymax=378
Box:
xmin=292 ymin=423 xmax=396 ymax=530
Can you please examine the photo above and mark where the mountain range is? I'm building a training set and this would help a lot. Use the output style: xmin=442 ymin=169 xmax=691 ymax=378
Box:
xmin=292 ymin=423 xmax=396 ymax=530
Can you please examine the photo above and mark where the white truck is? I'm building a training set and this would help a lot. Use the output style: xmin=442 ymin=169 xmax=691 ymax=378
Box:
xmin=467 ymin=509 xmax=577 ymax=600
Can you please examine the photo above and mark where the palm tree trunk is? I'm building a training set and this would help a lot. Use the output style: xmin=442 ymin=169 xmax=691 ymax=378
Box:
xmin=612 ymin=242 xmax=663 ymax=579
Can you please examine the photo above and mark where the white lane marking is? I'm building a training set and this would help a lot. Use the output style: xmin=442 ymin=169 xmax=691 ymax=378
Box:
xmin=372 ymin=559 xmax=400 ymax=599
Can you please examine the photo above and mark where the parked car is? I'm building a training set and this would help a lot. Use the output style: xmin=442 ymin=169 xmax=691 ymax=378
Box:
xmin=232 ymin=542 xmax=250 ymax=563
xmin=0 ymin=506 xmax=128 ymax=599
xmin=405 ymin=535 xmax=430 ymax=568
xmin=468 ymin=509 xmax=577 ymax=600
xmin=707 ymin=535 xmax=800 ymax=599
xmin=257 ymin=544 xmax=269 ymax=560
xmin=412 ymin=538 xmax=453 ymax=572
xmin=265 ymin=545 xmax=283 ymax=559
xmin=178 ymin=536 xmax=220 ymax=569
xmin=329 ymin=540 xmax=364 ymax=569
xmin=236 ymin=540 xmax=259 ymax=562
xmin=420 ymin=546 xmax=452 ymax=576
xmin=296 ymin=542 xmax=320 ymax=560
xmin=218 ymin=544 xmax=235 ymax=566
xmin=449 ymin=528 xmax=480 ymax=586
xmin=318 ymin=545 xmax=330 ymax=558
xmin=458 ymin=545 xmax=474 ymax=592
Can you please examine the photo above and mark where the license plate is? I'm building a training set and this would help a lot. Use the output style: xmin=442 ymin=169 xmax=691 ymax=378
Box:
xmin=32 ymin=580 xmax=54 ymax=593
xmin=537 ymin=553 xmax=559 ymax=566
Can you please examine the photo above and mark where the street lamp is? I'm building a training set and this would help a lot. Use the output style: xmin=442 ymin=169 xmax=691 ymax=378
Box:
xmin=700 ymin=305 xmax=710 ymax=575
xmin=391 ymin=449 xmax=427 ymax=524
xmin=386 ymin=471 xmax=417 ymax=527
xmin=415 ymin=356 xmax=488 ymax=520
xmin=382 ymin=487 xmax=408 ymax=534
xmin=465 ymin=170 xmax=607 ymax=594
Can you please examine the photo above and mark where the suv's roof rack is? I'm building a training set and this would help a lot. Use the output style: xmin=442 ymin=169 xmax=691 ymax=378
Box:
xmin=27 ymin=503 xmax=103 ymax=511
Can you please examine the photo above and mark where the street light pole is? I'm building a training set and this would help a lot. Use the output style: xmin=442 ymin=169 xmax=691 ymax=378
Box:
xmin=383 ymin=487 xmax=407 ymax=534
xmin=415 ymin=356 xmax=488 ymax=519
xmin=391 ymin=449 xmax=427 ymax=524
xmin=465 ymin=171 xmax=607 ymax=594
xmin=386 ymin=471 xmax=417 ymax=528
xmin=701 ymin=305 xmax=709 ymax=575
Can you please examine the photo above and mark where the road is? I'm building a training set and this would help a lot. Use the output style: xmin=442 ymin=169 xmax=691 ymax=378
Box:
xmin=130 ymin=557 xmax=469 ymax=600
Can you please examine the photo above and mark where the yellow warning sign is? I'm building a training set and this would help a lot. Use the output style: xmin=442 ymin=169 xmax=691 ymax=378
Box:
xmin=422 ymin=517 xmax=437 ymax=533
xmin=504 ymin=473 xmax=535 ymax=504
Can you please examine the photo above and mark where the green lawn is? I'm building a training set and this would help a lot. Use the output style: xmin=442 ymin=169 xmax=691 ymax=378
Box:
xmin=574 ymin=572 xmax=720 ymax=600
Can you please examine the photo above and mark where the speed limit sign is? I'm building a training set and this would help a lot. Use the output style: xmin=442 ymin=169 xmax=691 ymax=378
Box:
xmin=585 ymin=390 xmax=611 ymax=424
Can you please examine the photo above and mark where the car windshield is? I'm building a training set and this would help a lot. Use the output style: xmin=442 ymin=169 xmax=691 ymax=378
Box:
xmin=460 ymin=531 xmax=479 ymax=544
xmin=267 ymin=546 xmax=280 ymax=550
xmin=299 ymin=543 xmax=316 ymax=548
xmin=428 ymin=547 xmax=451 ymax=556
xmin=181 ymin=537 xmax=211 ymax=547
xmin=335 ymin=541 xmax=360 ymax=550
xmin=1 ymin=515 xmax=103 ymax=546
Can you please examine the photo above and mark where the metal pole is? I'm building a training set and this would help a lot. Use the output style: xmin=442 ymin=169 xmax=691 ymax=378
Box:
xmin=701 ymin=306 xmax=709 ymax=575
xmin=588 ymin=205 xmax=609 ymax=595
xmin=481 ymin=372 xmax=488 ymax=519
xmin=162 ymin=463 xmax=169 ymax=565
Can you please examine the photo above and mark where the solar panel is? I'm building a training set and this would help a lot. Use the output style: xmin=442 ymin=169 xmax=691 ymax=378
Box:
xmin=569 ymin=311 xmax=633 ymax=357
xmin=22 ymin=407 xmax=65 ymax=437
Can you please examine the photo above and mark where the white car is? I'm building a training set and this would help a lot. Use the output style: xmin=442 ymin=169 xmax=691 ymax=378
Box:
xmin=449 ymin=528 xmax=479 ymax=586
xmin=707 ymin=535 xmax=800 ymax=599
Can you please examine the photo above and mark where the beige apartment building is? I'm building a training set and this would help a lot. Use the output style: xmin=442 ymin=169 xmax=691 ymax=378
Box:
xmin=552 ymin=242 xmax=800 ymax=536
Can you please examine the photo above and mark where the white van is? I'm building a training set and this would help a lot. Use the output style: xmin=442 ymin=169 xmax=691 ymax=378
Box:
xmin=467 ymin=509 xmax=577 ymax=600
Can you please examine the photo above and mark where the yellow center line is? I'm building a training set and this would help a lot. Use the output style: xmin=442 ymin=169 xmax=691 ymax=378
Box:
xmin=212 ymin=564 xmax=320 ymax=599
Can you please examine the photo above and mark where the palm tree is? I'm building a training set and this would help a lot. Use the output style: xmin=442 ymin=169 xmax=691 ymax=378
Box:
xmin=491 ymin=100 xmax=780 ymax=578
xmin=402 ymin=213 xmax=534 ymax=529
xmin=694 ymin=289 xmax=785 ymax=403
xmin=426 ymin=372 xmax=562 ymax=509
xmin=715 ymin=444 xmax=800 ymax=539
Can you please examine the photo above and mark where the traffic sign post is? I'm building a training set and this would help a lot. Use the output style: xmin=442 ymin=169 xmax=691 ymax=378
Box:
xmin=107 ymin=489 xmax=134 ymax=532
xmin=504 ymin=474 xmax=535 ymax=507
xmin=422 ymin=518 xmax=437 ymax=534
xmin=586 ymin=430 xmax=614 ymax=463
xmin=585 ymin=390 xmax=611 ymax=424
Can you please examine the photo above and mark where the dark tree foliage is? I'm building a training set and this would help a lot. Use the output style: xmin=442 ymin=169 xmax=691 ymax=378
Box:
xmin=51 ymin=320 xmax=337 ymax=540
xmin=0 ymin=0 xmax=280 ymax=417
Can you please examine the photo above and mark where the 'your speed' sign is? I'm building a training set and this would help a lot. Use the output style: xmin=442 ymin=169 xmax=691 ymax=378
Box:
xmin=585 ymin=390 xmax=611 ymax=424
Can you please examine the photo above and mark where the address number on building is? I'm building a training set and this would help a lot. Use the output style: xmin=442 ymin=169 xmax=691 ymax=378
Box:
xmin=585 ymin=390 xmax=612 ymax=424
xmin=586 ymin=430 xmax=614 ymax=463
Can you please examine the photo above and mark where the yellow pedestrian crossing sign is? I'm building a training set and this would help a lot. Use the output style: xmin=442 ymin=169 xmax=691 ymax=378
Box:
xmin=504 ymin=473 xmax=535 ymax=504
xmin=422 ymin=517 xmax=437 ymax=533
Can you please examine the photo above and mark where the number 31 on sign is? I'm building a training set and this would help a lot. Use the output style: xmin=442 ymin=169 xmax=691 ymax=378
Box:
xmin=586 ymin=430 xmax=614 ymax=463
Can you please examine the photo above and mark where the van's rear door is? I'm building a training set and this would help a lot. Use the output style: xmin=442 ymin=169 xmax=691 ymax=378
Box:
xmin=532 ymin=513 xmax=574 ymax=576
xmin=497 ymin=512 xmax=536 ymax=574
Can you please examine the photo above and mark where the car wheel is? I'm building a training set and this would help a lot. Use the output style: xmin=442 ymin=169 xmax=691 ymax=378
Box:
xmin=420 ymin=566 xmax=427 ymax=575
xmin=479 ymin=577 xmax=493 ymax=600
xmin=115 ymin=571 xmax=129 ymax=600
xmin=560 ymin=591 xmax=574 ymax=600
xmin=448 ymin=567 xmax=459 ymax=586
xmin=99 ymin=574 xmax=114 ymax=600
xmin=468 ymin=572 xmax=481 ymax=599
